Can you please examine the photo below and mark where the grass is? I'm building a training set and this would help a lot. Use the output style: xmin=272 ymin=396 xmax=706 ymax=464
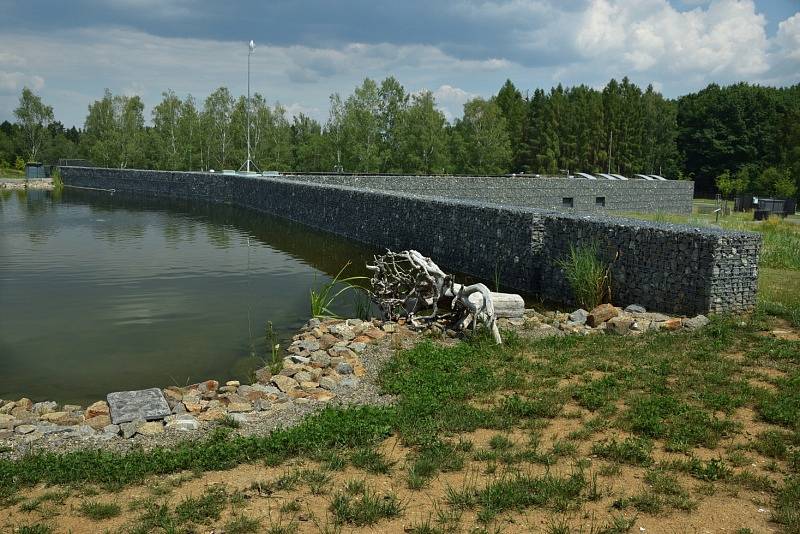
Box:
xmin=329 ymin=483 xmax=403 ymax=526
xmin=309 ymin=261 xmax=367 ymax=318
xmin=78 ymin=500 xmax=122 ymax=520
xmin=1 ymin=306 xmax=799 ymax=530
xmin=556 ymin=242 xmax=612 ymax=310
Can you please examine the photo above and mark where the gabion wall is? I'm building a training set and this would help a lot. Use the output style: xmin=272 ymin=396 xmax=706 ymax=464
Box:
xmin=61 ymin=167 xmax=759 ymax=315
xmin=280 ymin=174 xmax=694 ymax=215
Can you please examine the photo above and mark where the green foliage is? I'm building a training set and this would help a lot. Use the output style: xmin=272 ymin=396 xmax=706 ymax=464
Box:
xmin=15 ymin=155 xmax=25 ymax=171
xmin=591 ymin=437 xmax=653 ymax=466
xmin=14 ymin=87 xmax=54 ymax=161
xmin=329 ymin=484 xmax=403 ymax=526
xmin=773 ymin=476 xmax=800 ymax=532
xmin=78 ymin=500 xmax=122 ymax=520
xmin=476 ymin=471 xmax=585 ymax=522
xmin=557 ymin=242 xmax=612 ymax=310
xmin=309 ymin=261 xmax=367 ymax=318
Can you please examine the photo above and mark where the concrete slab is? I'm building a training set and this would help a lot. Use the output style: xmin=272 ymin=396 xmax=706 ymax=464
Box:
xmin=107 ymin=388 xmax=171 ymax=425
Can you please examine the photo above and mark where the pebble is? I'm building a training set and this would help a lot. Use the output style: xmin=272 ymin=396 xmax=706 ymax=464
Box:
xmin=337 ymin=362 xmax=354 ymax=375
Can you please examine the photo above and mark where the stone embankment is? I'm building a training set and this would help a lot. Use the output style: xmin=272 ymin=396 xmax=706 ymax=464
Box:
xmin=0 ymin=178 xmax=53 ymax=191
xmin=0 ymin=305 xmax=710 ymax=459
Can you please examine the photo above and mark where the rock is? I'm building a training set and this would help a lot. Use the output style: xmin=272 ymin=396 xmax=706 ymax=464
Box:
xmin=336 ymin=362 xmax=354 ymax=375
xmin=197 ymin=380 xmax=219 ymax=394
xmin=683 ymin=315 xmax=710 ymax=330
xmin=605 ymin=316 xmax=636 ymax=336
xmin=31 ymin=401 xmax=58 ymax=415
xmin=310 ymin=351 xmax=331 ymax=367
xmin=36 ymin=423 xmax=72 ymax=435
xmin=197 ymin=409 xmax=226 ymax=422
xmin=340 ymin=377 xmax=360 ymax=388
xmin=103 ymin=424 xmax=120 ymax=435
xmin=364 ymin=327 xmax=385 ymax=340
xmin=0 ymin=402 xmax=15 ymax=415
xmin=272 ymin=375 xmax=299 ymax=392
xmin=254 ymin=367 xmax=272 ymax=384
xmin=329 ymin=346 xmax=356 ymax=359
xmin=0 ymin=414 xmax=16 ymax=429
xmin=568 ymin=309 xmax=588 ymax=325
xmin=625 ymin=304 xmax=647 ymax=314
xmin=587 ymin=304 xmax=620 ymax=327
xmin=10 ymin=407 xmax=32 ymax=419
xmin=14 ymin=424 xmax=36 ymax=435
xmin=526 ymin=323 xmax=566 ymax=339
xmin=85 ymin=415 xmax=112 ymax=430
xmin=300 ymin=381 xmax=320 ymax=390
xmin=307 ymin=318 xmax=321 ymax=329
xmin=348 ymin=342 xmax=367 ymax=353
xmin=137 ymin=421 xmax=164 ymax=436
xmin=225 ymin=380 xmax=241 ymax=387
xmin=85 ymin=400 xmax=110 ymax=419
xmin=253 ymin=398 xmax=272 ymax=411
xmin=15 ymin=398 xmax=33 ymax=411
xmin=226 ymin=402 xmax=252 ymax=413
xmin=383 ymin=323 xmax=397 ymax=333
xmin=309 ymin=390 xmax=336 ymax=402
xmin=163 ymin=388 xmax=184 ymax=403
xmin=39 ymin=411 xmax=83 ymax=425
xmin=289 ymin=355 xmax=311 ymax=365
xmin=251 ymin=384 xmax=280 ymax=396
xmin=120 ymin=419 xmax=144 ymax=439
xmin=294 ymin=371 xmax=314 ymax=383
xmin=318 ymin=333 xmax=339 ymax=350
xmin=229 ymin=413 xmax=247 ymax=424
xmin=319 ymin=376 xmax=338 ymax=390
xmin=23 ymin=431 xmax=43 ymax=443
xmin=70 ymin=425 xmax=96 ymax=439
xmin=330 ymin=324 xmax=356 ymax=341
xmin=62 ymin=404 xmax=82 ymax=412
xmin=107 ymin=388 xmax=172 ymax=425
xmin=279 ymin=366 xmax=299 ymax=377
xmin=165 ymin=415 xmax=200 ymax=431
xmin=662 ymin=318 xmax=682 ymax=331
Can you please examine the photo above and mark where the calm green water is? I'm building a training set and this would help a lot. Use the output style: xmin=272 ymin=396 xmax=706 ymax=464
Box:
xmin=0 ymin=188 xmax=375 ymax=405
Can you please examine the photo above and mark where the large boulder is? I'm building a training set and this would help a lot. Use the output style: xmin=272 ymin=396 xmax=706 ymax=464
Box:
xmin=587 ymin=304 xmax=620 ymax=327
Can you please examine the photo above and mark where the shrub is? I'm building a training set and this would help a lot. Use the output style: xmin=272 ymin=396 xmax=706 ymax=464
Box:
xmin=557 ymin=242 xmax=612 ymax=310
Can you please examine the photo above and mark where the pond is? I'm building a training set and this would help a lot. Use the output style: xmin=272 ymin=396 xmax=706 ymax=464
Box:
xmin=0 ymin=188 xmax=376 ymax=405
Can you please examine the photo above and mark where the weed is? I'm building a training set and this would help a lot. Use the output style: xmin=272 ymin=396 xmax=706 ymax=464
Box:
xmin=301 ymin=468 xmax=332 ymax=495
xmin=226 ymin=513 xmax=262 ymax=534
xmin=218 ymin=414 xmax=241 ymax=429
xmin=444 ymin=482 xmax=478 ymax=510
xmin=310 ymin=262 xmax=367 ymax=318
xmin=329 ymin=484 xmax=403 ymax=526
xmin=16 ymin=525 xmax=53 ymax=534
xmin=772 ymin=476 xmax=800 ymax=532
xmin=476 ymin=471 xmax=585 ymax=523
xmin=350 ymin=447 xmax=393 ymax=474
xmin=591 ymin=437 xmax=653 ymax=466
xmin=556 ymin=242 xmax=612 ymax=310
xmin=488 ymin=434 xmax=513 ymax=451
xmin=78 ymin=500 xmax=121 ymax=520
xmin=174 ymin=485 xmax=227 ymax=524
xmin=281 ymin=499 xmax=301 ymax=513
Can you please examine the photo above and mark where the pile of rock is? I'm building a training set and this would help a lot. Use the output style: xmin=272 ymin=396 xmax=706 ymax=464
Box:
xmin=506 ymin=303 xmax=710 ymax=337
xmin=0 ymin=318 xmax=391 ymax=445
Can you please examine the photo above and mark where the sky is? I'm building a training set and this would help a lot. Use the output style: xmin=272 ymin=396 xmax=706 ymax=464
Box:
xmin=0 ymin=0 xmax=798 ymax=127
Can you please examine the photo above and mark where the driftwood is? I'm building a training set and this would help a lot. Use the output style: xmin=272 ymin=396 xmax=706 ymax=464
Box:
xmin=366 ymin=250 xmax=523 ymax=344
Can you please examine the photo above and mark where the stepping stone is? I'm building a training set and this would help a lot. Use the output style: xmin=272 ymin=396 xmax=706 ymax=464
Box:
xmin=107 ymin=388 xmax=171 ymax=425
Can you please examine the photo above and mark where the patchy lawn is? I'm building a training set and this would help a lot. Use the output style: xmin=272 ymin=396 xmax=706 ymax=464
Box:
xmin=2 ymin=308 xmax=799 ymax=533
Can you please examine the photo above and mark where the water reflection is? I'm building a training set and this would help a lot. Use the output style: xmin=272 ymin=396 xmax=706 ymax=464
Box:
xmin=0 ymin=189 xmax=376 ymax=404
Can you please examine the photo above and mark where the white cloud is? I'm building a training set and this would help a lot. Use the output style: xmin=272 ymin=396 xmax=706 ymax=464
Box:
xmin=573 ymin=0 xmax=770 ymax=76
xmin=431 ymin=84 xmax=477 ymax=121
xmin=0 ymin=71 xmax=44 ymax=93
xmin=776 ymin=12 xmax=800 ymax=61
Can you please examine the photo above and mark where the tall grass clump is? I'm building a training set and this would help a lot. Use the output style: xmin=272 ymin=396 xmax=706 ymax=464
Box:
xmin=310 ymin=261 xmax=367 ymax=318
xmin=557 ymin=243 xmax=612 ymax=310
xmin=50 ymin=167 xmax=64 ymax=191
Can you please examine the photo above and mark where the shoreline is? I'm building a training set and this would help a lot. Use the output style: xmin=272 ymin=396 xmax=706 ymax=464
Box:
xmin=0 ymin=178 xmax=54 ymax=191
xmin=0 ymin=306 xmax=712 ymax=461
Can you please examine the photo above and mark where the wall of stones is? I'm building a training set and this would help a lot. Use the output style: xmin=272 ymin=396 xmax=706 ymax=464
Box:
xmin=280 ymin=174 xmax=695 ymax=215
xmin=61 ymin=167 xmax=759 ymax=314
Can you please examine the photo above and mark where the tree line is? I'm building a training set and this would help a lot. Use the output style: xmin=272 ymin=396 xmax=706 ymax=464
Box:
xmin=1 ymin=78 xmax=798 ymax=198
